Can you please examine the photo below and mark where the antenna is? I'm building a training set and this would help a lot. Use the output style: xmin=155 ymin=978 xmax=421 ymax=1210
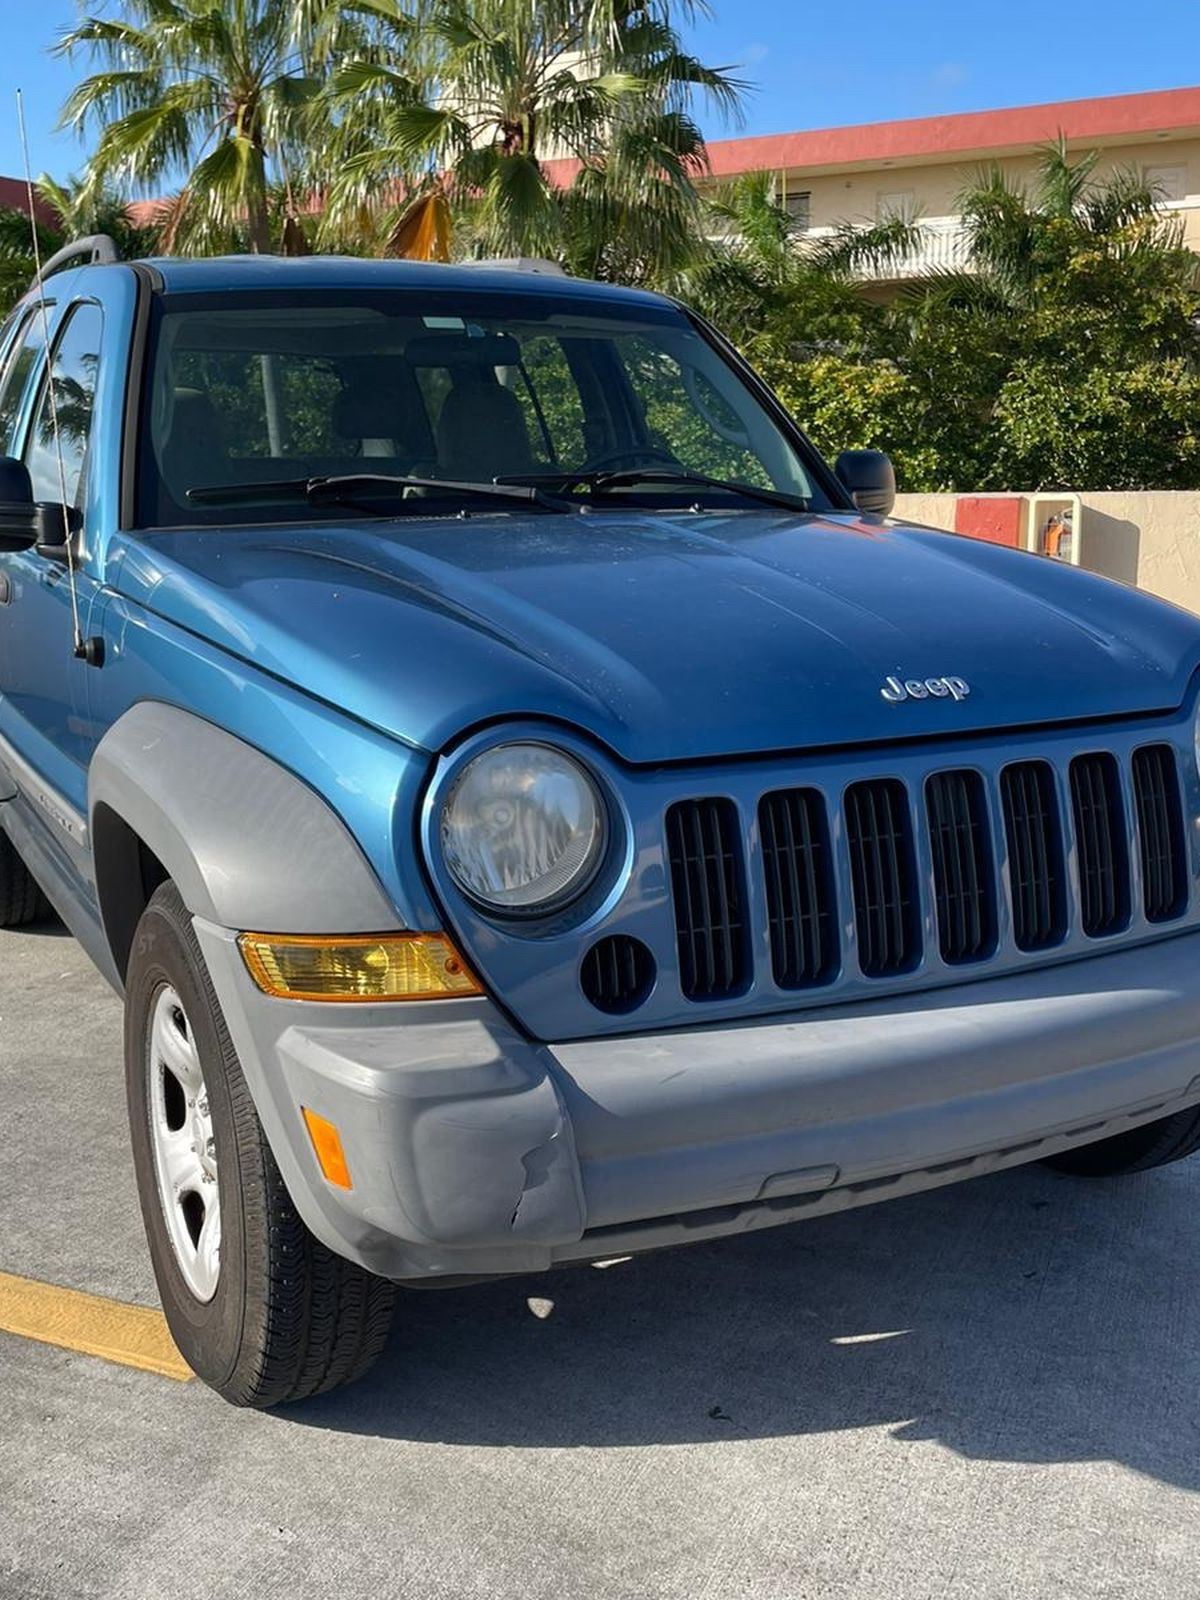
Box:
xmin=16 ymin=88 xmax=86 ymax=659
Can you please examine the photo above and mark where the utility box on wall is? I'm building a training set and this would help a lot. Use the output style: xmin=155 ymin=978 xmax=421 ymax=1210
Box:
xmin=947 ymin=493 xmax=1103 ymax=576
xmin=952 ymin=495 xmax=1025 ymax=548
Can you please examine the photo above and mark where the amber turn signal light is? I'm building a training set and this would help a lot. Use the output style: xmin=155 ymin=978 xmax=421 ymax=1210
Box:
xmin=301 ymin=1107 xmax=353 ymax=1190
xmin=238 ymin=931 xmax=482 ymax=1002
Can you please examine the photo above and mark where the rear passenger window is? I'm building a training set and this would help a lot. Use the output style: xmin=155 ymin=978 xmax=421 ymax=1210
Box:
xmin=0 ymin=309 xmax=46 ymax=456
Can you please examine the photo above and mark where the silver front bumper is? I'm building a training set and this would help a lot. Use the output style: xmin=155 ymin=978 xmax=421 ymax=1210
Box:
xmin=194 ymin=920 xmax=1200 ymax=1281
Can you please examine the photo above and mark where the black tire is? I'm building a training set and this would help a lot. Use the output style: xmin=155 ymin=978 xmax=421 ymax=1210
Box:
xmin=0 ymin=829 xmax=52 ymax=927
xmin=125 ymin=881 xmax=395 ymax=1407
xmin=1046 ymin=1107 xmax=1200 ymax=1176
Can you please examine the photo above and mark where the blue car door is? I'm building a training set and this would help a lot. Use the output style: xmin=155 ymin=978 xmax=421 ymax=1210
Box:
xmin=0 ymin=298 xmax=106 ymax=901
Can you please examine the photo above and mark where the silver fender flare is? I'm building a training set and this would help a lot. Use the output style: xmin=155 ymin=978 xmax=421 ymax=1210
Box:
xmin=88 ymin=701 xmax=401 ymax=977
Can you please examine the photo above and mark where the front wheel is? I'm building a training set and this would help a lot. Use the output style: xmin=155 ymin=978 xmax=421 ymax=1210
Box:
xmin=125 ymin=881 xmax=395 ymax=1406
xmin=1046 ymin=1106 xmax=1200 ymax=1177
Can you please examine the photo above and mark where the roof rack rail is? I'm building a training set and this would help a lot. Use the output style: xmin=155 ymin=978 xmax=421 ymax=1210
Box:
xmin=32 ymin=234 xmax=121 ymax=289
xmin=459 ymin=257 xmax=568 ymax=277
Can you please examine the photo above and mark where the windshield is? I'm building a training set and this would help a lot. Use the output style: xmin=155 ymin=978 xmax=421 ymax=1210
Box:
xmin=135 ymin=288 xmax=835 ymax=527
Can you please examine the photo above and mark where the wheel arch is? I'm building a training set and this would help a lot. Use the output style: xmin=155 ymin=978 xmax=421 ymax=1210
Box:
xmin=89 ymin=702 xmax=403 ymax=981
xmin=91 ymin=802 xmax=170 ymax=979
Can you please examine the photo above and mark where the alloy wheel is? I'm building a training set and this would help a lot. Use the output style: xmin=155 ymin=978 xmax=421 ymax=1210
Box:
xmin=146 ymin=984 xmax=221 ymax=1302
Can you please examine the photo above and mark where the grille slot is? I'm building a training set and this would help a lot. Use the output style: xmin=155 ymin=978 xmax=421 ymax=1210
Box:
xmin=759 ymin=788 xmax=838 ymax=988
xmin=580 ymin=935 xmax=656 ymax=1014
xmin=926 ymin=769 xmax=996 ymax=964
xmin=1001 ymin=761 xmax=1066 ymax=951
xmin=1070 ymin=752 xmax=1130 ymax=936
xmin=666 ymin=798 xmax=749 ymax=1000
xmin=1132 ymin=744 xmax=1187 ymax=923
xmin=844 ymin=779 xmax=919 ymax=978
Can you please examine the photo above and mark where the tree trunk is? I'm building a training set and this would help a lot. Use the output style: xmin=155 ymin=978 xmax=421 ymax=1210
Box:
xmin=247 ymin=137 xmax=270 ymax=254
xmin=246 ymin=184 xmax=271 ymax=254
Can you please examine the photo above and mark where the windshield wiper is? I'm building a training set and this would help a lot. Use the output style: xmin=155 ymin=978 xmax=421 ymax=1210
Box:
xmin=186 ymin=472 xmax=574 ymax=512
xmin=497 ymin=468 xmax=811 ymax=514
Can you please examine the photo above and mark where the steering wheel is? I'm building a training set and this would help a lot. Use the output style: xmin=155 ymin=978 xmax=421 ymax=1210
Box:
xmin=578 ymin=444 xmax=681 ymax=475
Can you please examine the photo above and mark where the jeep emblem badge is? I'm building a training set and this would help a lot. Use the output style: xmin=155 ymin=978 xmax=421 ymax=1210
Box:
xmin=881 ymin=674 xmax=971 ymax=703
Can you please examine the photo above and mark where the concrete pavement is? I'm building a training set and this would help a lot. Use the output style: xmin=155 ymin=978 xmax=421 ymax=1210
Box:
xmin=1 ymin=916 xmax=1198 ymax=1599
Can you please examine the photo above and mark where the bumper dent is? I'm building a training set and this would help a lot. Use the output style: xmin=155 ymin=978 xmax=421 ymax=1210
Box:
xmin=194 ymin=920 xmax=586 ymax=1279
xmin=277 ymin=1021 xmax=586 ymax=1248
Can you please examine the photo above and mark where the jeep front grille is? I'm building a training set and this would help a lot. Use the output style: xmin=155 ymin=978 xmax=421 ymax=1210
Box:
xmin=664 ymin=738 xmax=1191 ymax=1004
xmin=666 ymin=798 xmax=749 ymax=1000
xmin=1131 ymin=744 xmax=1187 ymax=923
xmin=759 ymin=787 xmax=836 ymax=989
xmin=926 ymin=769 xmax=995 ymax=964
xmin=844 ymin=778 xmax=920 ymax=977
xmin=1069 ymin=752 xmax=1130 ymax=936
xmin=1000 ymin=760 xmax=1066 ymax=951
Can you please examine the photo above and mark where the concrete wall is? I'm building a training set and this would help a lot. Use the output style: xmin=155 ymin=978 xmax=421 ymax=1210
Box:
xmin=892 ymin=491 xmax=1200 ymax=617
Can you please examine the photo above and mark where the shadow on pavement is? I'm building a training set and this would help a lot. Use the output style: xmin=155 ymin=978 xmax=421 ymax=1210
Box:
xmin=287 ymin=1161 xmax=1198 ymax=1489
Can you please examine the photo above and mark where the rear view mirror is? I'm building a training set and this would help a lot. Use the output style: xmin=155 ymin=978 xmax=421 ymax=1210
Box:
xmin=835 ymin=449 xmax=896 ymax=518
xmin=0 ymin=455 xmax=38 ymax=551
xmin=404 ymin=332 xmax=522 ymax=369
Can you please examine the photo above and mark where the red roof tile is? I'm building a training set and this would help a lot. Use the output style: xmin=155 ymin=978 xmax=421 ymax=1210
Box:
xmin=543 ymin=85 xmax=1200 ymax=186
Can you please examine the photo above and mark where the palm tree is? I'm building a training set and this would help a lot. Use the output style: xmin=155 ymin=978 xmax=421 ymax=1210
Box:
xmin=321 ymin=0 xmax=742 ymax=272
xmin=909 ymin=140 xmax=1200 ymax=338
xmin=0 ymin=177 xmax=163 ymax=313
xmin=867 ymin=141 xmax=1200 ymax=491
xmin=56 ymin=0 xmax=338 ymax=255
xmin=682 ymin=171 xmax=917 ymax=360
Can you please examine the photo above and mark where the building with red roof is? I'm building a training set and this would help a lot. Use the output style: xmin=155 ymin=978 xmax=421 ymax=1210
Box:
xmin=548 ymin=85 xmax=1200 ymax=280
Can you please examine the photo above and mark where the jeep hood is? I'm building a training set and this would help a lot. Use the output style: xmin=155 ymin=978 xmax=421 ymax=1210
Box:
xmin=108 ymin=510 xmax=1200 ymax=765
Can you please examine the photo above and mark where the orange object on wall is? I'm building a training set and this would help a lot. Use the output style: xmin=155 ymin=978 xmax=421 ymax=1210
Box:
xmin=953 ymin=497 xmax=1024 ymax=548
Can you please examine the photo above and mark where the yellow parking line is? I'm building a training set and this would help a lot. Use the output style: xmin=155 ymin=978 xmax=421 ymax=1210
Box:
xmin=0 ymin=1271 xmax=194 ymax=1382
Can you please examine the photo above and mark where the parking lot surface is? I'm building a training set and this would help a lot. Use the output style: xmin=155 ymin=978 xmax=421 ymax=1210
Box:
xmin=2 ymin=915 xmax=1198 ymax=1600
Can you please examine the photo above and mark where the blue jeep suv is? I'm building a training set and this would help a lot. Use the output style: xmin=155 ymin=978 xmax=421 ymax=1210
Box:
xmin=3 ymin=246 xmax=1200 ymax=1406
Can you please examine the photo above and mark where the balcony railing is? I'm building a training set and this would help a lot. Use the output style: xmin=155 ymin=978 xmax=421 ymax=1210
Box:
xmin=711 ymin=194 xmax=1200 ymax=285
xmin=803 ymin=216 xmax=975 ymax=281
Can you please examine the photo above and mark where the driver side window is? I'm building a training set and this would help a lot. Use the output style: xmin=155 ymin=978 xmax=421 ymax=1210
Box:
xmin=24 ymin=302 xmax=104 ymax=508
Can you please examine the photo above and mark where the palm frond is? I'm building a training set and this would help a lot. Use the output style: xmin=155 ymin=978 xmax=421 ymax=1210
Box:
xmin=813 ymin=213 xmax=924 ymax=277
xmin=1034 ymin=135 xmax=1099 ymax=217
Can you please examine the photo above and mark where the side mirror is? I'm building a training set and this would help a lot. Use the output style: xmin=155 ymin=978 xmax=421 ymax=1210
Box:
xmin=0 ymin=456 xmax=38 ymax=552
xmin=835 ymin=449 xmax=896 ymax=518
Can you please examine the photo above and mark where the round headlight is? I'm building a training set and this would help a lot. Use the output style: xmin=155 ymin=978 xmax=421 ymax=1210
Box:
xmin=440 ymin=743 xmax=606 ymax=915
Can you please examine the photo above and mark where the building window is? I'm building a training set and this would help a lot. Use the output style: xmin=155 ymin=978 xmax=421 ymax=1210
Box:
xmin=1144 ymin=164 xmax=1188 ymax=203
xmin=783 ymin=190 xmax=811 ymax=230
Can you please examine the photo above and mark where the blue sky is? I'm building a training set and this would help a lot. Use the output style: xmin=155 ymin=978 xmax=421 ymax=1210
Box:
xmin=1 ymin=0 xmax=1197 ymax=182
